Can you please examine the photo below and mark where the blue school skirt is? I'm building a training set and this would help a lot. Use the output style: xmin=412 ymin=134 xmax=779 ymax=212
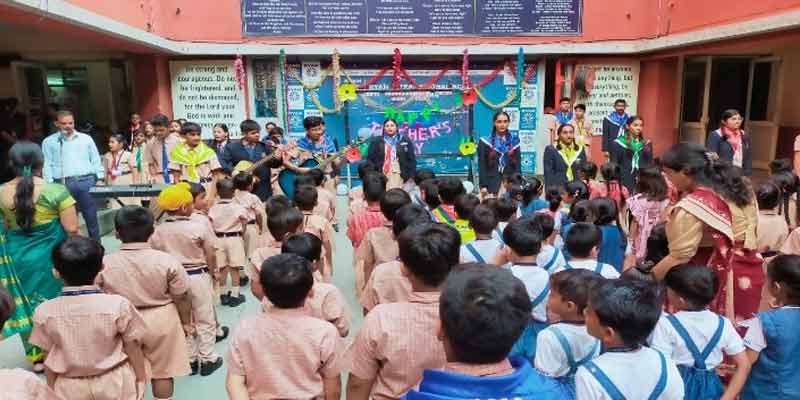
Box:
xmin=678 ymin=365 xmax=724 ymax=400
xmin=509 ymin=320 xmax=548 ymax=361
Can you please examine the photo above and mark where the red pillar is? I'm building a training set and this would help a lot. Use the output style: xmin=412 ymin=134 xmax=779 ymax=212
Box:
xmin=133 ymin=54 xmax=173 ymax=119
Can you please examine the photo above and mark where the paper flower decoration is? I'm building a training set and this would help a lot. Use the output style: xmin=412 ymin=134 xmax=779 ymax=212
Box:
xmin=337 ymin=83 xmax=357 ymax=102
xmin=345 ymin=146 xmax=363 ymax=162
xmin=459 ymin=138 xmax=477 ymax=156
xmin=461 ymin=90 xmax=477 ymax=106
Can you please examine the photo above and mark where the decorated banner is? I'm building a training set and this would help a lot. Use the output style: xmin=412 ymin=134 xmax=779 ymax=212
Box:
xmin=574 ymin=62 xmax=640 ymax=136
xmin=170 ymin=60 xmax=247 ymax=138
xmin=242 ymin=0 xmax=582 ymax=36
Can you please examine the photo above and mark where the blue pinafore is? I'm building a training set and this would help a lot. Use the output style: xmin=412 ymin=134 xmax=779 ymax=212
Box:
xmin=666 ymin=314 xmax=725 ymax=399
xmin=550 ymin=326 xmax=600 ymax=399
xmin=741 ymin=307 xmax=800 ymax=399
xmin=509 ymin=269 xmax=550 ymax=361
xmin=583 ymin=349 xmax=669 ymax=400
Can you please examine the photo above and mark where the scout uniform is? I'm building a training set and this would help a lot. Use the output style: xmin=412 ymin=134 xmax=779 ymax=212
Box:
xmin=233 ymin=189 xmax=265 ymax=258
xmin=144 ymin=133 xmax=180 ymax=184
xmin=0 ymin=368 xmax=63 ymax=400
xmin=354 ymin=223 xmax=398 ymax=298
xmin=168 ymin=142 xmax=222 ymax=185
xmin=302 ymin=211 xmax=335 ymax=279
xmin=98 ymin=243 xmax=192 ymax=380
xmin=360 ymin=260 xmax=412 ymax=312
xmin=208 ymin=199 xmax=249 ymax=274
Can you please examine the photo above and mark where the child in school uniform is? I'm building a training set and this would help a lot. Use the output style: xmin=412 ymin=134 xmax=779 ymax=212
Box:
xmin=454 ymin=193 xmax=480 ymax=244
xmin=741 ymin=254 xmax=800 ymax=399
xmin=575 ymin=279 xmax=684 ymax=400
xmin=309 ymin=169 xmax=337 ymax=225
xmin=578 ymin=161 xmax=602 ymax=198
xmin=281 ymin=233 xmax=351 ymax=337
xmin=756 ymin=182 xmax=789 ymax=258
xmin=406 ymin=265 xmax=563 ymax=400
xmin=345 ymin=224 xmax=461 ymax=400
xmin=773 ymin=171 xmax=799 ymax=230
xmin=535 ymin=270 xmax=604 ymax=399
xmin=104 ymin=134 xmax=139 ymax=207
xmin=430 ymin=177 xmax=465 ymax=226
xmin=418 ymin=178 xmax=441 ymax=214
xmin=168 ymin=122 xmax=223 ymax=186
xmin=347 ymin=172 xmax=388 ymax=248
xmin=0 ymin=287 xmax=63 ymax=400
xmin=208 ymin=179 xmax=250 ymax=307
xmin=354 ymin=188 xmax=411 ymax=297
xmin=534 ymin=213 xmax=568 ymax=273
xmin=349 ymin=161 xmax=377 ymax=212
xmin=29 ymin=237 xmax=147 ymax=400
xmin=98 ymin=206 xmax=192 ymax=400
xmin=248 ymin=206 xmax=304 ymax=299
xmin=232 ymin=172 xmax=265 ymax=262
xmin=488 ymin=196 xmax=518 ymax=242
xmin=361 ymin=205 xmax=449 ymax=312
xmin=592 ymin=197 xmax=628 ymax=272
xmin=649 ymin=265 xmax=750 ymax=400
xmin=226 ymin=253 xmax=345 ymax=400
xmin=500 ymin=217 xmax=551 ymax=360
xmin=149 ymin=184 xmax=225 ymax=376
xmin=408 ymin=168 xmax=435 ymax=207
xmin=258 ymin=195 xmax=293 ymax=248
xmin=626 ymin=167 xmax=670 ymax=260
xmin=293 ymin=184 xmax=335 ymax=279
xmin=537 ymin=187 xmax=568 ymax=249
xmin=555 ymin=223 xmax=620 ymax=279
xmin=589 ymin=163 xmax=629 ymax=213
xmin=460 ymin=204 xmax=502 ymax=263
xmin=295 ymin=174 xmax=334 ymax=222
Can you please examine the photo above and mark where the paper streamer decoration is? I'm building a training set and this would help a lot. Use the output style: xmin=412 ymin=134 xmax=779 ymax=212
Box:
xmin=516 ymin=48 xmax=524 ymax=96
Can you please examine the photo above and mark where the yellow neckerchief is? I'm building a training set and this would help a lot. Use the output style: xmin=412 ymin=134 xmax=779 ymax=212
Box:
xmin=556 ymin=141 xmax=582 ymax=180
xmin=169 ymin=142 xmax=216 ymax=182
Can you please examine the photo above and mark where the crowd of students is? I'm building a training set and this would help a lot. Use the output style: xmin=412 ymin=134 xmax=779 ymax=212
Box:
xmin=0 ymin=116 xmax=799 ymax=400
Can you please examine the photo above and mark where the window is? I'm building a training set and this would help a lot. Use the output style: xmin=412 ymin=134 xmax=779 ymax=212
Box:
xmin=252 ymin=60 xmax=279 ymax=118
xmin=681 ymin=61 xmax=706 ymax=123
xmin=749 ymin=62 xmax=772 ymax=121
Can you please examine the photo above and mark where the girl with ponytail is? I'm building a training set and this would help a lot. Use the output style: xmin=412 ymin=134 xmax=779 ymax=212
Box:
xmin=0 ymin=141 xmax=79 ymax=369
xmin=655 ymin=143 xmax=761 ymax=323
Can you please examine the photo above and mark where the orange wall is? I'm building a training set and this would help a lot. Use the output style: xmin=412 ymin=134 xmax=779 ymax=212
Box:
xmin=134 ymin=54 xmax=173 ymax=118
xmin=637 ymin=57 xmax=680 ymax=156
xmin=665 ymin=0 xmax=800 ymax=33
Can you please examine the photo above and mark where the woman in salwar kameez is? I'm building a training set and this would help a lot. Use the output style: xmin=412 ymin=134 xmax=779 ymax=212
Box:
xmin=654 ymin=143 xmax=763 ymax=327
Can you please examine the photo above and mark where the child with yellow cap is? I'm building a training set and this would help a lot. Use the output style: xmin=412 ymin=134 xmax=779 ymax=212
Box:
xmin=148 ymin=183 xmax=226 ymax=377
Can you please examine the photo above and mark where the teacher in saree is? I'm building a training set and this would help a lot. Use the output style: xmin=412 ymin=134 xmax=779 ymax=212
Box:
xmin=0 ymin=141 xmax=79 ymax=369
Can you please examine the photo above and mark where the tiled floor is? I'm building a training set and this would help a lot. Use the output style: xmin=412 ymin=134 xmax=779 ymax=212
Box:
xmin=0 ymin=197 xmax=363 ymax=400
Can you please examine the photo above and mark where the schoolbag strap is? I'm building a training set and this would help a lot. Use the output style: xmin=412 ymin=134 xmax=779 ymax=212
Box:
xmin=543 ymin=247 xmax=560 ymax=271
xmin=595 ymin=261 xmax=603 ymax=274
xmin=464 ymin=243 xmax=485 ymax=264
xmin=648 ymin=350 xmax=668 ymax=400
xmin=495 ymin=227 xmax=505 ymax=245
xmin=564 ymin=262 xmax=573 ymax=270
xmin=699 ymin=316 xmax=726 ymax=365
xmin=576 ymin=339 xmax=600 ymax=367
xmin=584 ymin=361 xmax=626 ymax=400
xmin=666 ymin=315 xmax=705 ymax=370
xmin=531 ymin=281 xmax=550 ymax=308
xmin=550 ymin=327 xmax=576 ymax=374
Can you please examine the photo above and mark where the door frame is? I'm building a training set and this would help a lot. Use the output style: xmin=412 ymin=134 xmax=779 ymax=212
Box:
xmin=745 ymin=56 xmax=783 ymax=170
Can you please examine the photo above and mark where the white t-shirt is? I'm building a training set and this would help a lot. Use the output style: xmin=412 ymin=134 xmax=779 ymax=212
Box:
xmin=535 ymin=323 xmax=601 ymax=378
xmin=551 ymin=258 xmax=620 ymax=279
xmin=742 ymin=306 xmax=800 ymax=352
xmin=537 ymin=244 xmax=567 ymax=274
xmin=575 ymin=347 xmax=685 ymax=400
xmin=492 ymin=222 xmax=509 ymax=244
xmin=460 ymin=238 xmax=502 ymax=264
xmin=508 ymin=263 xmax=550 ymax=322
xmin=649 ymin=310 xmax=745 ymax=369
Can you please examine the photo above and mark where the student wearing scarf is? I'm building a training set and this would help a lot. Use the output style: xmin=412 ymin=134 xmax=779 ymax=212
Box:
xmin=366 ymin=118 xmax=416 ymax=190
xmin=168 ymin=122 xmax=223 ymax=185
xmin=569 ymin=104 xmax=594 ymax=160
xmin=707 ymin=109 xmax=752 ymax=176
xmin=478 ymin=111 xmax=521 ymax=197
xmin=601 ymin=99 xmax=629 ymax=159
xmin=544 ymin=124 xmax=586 ymax=190
xmin=609 ymin=115 xmax=654 ymax=192
xmin=284 ymin=116 xmax=342 ymax=194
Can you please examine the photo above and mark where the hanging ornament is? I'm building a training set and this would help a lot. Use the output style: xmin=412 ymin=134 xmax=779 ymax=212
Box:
xmin=392 ymin=48 xmax=403 ymax=90
xmin=332 ymin=49 xmax=342 ymax=107
xmin=461 ymin=90 xmax=477 ymax=106
xmin=234 ymin=54 xmax=247 ymax=92
xmin=337 ymin=83 xmax=357 ymax=102
xmin=345 ymin=146 xmax=363 ymax=162
xmin=461 ymin=49 xmax=472 ymax=90
xmin=459 ymin=137 xmax=477 ymax=156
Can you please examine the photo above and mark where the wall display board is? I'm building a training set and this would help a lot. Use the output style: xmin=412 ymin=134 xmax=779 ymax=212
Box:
xmin=242 ymin=0 xmax=581 ymax=36
xmin=272 ymin=60 xmax=542 ymax=176
xmin=170 ymin=60 xmax=247 ymax=139
xmin=574 ymin=62 xmax=640 ymax=136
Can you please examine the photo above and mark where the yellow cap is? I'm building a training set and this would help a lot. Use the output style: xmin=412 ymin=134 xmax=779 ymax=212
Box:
xmin=232 ymin=160 xmax=253 ymax=176
xmin=157 ymin=184 xmax=193 ymax=211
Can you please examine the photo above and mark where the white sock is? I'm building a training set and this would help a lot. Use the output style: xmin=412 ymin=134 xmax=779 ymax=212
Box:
xmin=231 ymin=286 xmax=240 ymax=297
xmin=224 ymin=284 xmax=232 ymax=295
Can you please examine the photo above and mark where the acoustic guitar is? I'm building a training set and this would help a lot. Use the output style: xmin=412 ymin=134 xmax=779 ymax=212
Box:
xmin=278 ymin=138 xmax=366 ymax=200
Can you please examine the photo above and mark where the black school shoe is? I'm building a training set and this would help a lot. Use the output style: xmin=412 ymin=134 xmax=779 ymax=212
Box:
xmin=239 ymin=275 xmax=249 ymax=286
xmin=200 ymin=357 xmax=223 ymax=376
xmin=227 ymin=294 xmax=246 ymax=307
xmin=220 ymin=293 xmax=232 ymax=306
xmin=216 ymin=326 xmax=230 ymax=343
xmin=190 ymin=360 xmax=200 ymax=376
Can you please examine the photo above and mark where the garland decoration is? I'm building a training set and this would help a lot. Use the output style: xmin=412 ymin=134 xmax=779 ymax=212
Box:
xmin=279 ymin=49 xmax=288 ymax=131
xmin=287 ymin=65 xmax=331 ymax=90
xmin=461 ymin=49 xmax=473 ymax=90
xmin=474 ymin=86 xmax=517 ymax=109
xmin=392 ymin=48 xmax=403 ymax=90
xmin=234 ymin=54 xmax=246 ymax=92
xmin=332 ymin=49 xmax=342 ymax=107
xmin=309 ymin=90 xmax=343 ymax=114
